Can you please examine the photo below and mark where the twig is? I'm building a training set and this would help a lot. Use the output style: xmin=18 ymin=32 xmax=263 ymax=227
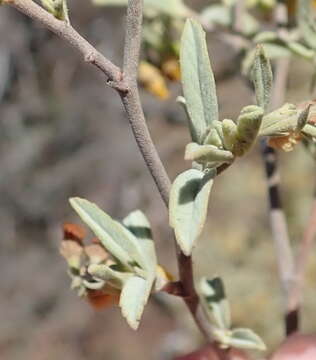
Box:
xmin=261 ymin=50 xmax=295 ymax=335
xmin=4 ymin=0 xmax=214 ymax=342
xmin=120 ymin=0 xmax=171 ymax=206
xmin=5 ymin=0 xmax=125 ymax=90
xmin=288 ymin=193 xmax=316 ymax=327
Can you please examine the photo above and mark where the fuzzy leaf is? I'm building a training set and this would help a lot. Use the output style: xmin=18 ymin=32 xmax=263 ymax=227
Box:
xmin=234 ymin=105 xmax=264 ymax=156
xmin=180 ymin=19 xmax=218 ymax=143
xmin=199 ymin=277 xmax=231 ymax=330
xmin=259 ymin=103 xmax=298 ymax=136
xmin=69 ymin=198 xmax=150 ymax=272
xmin=185 ymin=143 xmax=234 ymax=164
xmin=242 ymin=44 xmax=291 ymax=76
xmin=123 ymin=210 xmax=157 ymax=278
xmin=251 ymin=45 xmax=273 ymax=111
xmin=119 ymin=275 xmax=152 ymax=330
xmin=229 ymin=328 xmax=266 ymax=351
xmin=222 ymin=119 xmax=237 ymax=151
xmin=169 ymin=169 xmax=215 ymax=255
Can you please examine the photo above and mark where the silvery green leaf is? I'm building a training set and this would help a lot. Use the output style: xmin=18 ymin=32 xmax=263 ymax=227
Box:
xmin=88 ymin=263 xmax=133 ymax=289
xmin=222 ymin=119 xmax=237 ymax=151
xmin=199 ymin=277 xmax=231 ymax=330
xmin=242 ymin=45 xmax=291 ymax=76
xmin=259 ymin=103 xmax=298 ymax=136
xmin=298 ymin=0 xmax=316 ymax=50
xmin=185 ymin=143 xmax=234 ymax=164
xmin=229 ymin=328 xmax=266 ymax=351
xmin=234 ymin=105 xmax=264 ymax=156
xmin=169 ymin=169 xmax=215 ymax=255
xmin=119 ymin=275 xmax=152 ymax=330
xmin=286 ymin=42 xmax=315 ymax=60
xmin=69 ymin=198 xmax=149 ymax=272
xmin=251 ymin=46 xmax=273 ymax=111
xmin=180 ymin=19 xmax=218 ymax=143
xmin=123 ymin=210 xmax=157 ymax=278
xmin=262 ymin=43 xmax=292 ymax=59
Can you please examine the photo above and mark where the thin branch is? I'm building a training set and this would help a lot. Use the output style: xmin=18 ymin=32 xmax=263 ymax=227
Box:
xmin=123 ymin=0 xmax=143 ymax=82
xmin=288 ymin=193 xmax=316 ymax=322
xmin=120 ymin=89 xmax=171 ymax=206
xmin=5 ymin=0 xmax=126 ymax=90
xmin=120 ymin=0 xmax=171 ymax=207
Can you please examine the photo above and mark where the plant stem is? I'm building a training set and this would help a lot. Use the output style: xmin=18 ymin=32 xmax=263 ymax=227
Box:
xmin=4 ymin=0 xmax=214 ymax=342
xmin=288 ymin=192 xmax=316 ymax=331
xmin=261 ymin=52 xmax=295 ymax=335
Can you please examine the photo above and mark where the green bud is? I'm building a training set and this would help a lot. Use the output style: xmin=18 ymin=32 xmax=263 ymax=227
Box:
xmin=234 ymin=105 xmax=264 ymax=156
xmin=203 ymin=127 xmax=223 ymax=148
xmin=213 ymin=120 xmax=224 ymax=141
xmin=222 ymin=119 xmax=237 ymax=151
xmin=41 ymin=0 xmax=69 ymax=22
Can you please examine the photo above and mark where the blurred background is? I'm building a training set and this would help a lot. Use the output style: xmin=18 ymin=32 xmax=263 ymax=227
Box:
xmin=1 ymin=0 xmax=316 ymax=359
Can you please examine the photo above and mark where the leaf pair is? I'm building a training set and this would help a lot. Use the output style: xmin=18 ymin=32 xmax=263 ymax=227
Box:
xmin=199 ymin=277 xmax=266 ymax=351
xmin=69 ymin=198 xmax=157 ymax=330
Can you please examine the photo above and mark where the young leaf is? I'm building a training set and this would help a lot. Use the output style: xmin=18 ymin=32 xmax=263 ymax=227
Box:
xmin=88 ymin=263 xmax=133 ymax=289
xmin=259 ymin=103 xmax=298 ymax=136
xmin=222 ymin=119 xmax=237 ymax=151
xmin=169 ymin=169 xmax=215 ymax=255
xmin=119 ymin=275 xmax=152 ymax=330
xmin=123 ymin=210 xmax=157 ymax=278
xmin=234 ymin=105 xmax=264 ymax=156
xmin=69 ymin=198 xmax=150 ymax=272
xmin=199 ymin=277 xmax=231 ymax=330
xmin=180 ymin=19 xmax=218 ymax=143
xmin=185 ymin=143 xmax=234 ymax=164
xmin=251 ymin=45 xmax=273 ymax=112
xmin=229 ymin=328 xmax=266 ymax=351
